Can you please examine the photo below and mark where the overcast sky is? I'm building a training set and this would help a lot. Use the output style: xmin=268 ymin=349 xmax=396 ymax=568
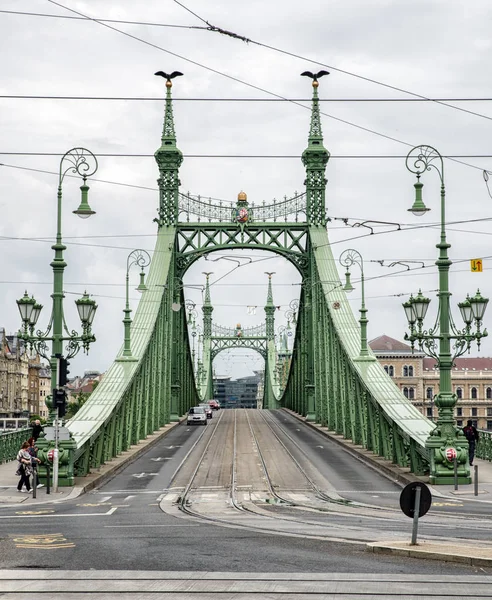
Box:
xmin=2 ymin=1 xmax=492 ymax=381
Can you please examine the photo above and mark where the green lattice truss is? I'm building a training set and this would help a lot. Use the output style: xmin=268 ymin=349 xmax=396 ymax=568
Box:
xmin=51 ymin=77 xmax=433 ymax=483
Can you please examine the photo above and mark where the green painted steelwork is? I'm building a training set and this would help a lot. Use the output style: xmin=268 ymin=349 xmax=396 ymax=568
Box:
xmin=0 ymin=428 xmax=31 ymax=464
xmin=476 ymin=430 xmax=492 ymax=461
xmin=5 ymin=74 xmax=441 ymax=482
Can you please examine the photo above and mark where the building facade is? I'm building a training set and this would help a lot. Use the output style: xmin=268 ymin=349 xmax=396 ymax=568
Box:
xmin=213 ymin=373 xmax=261 ymax=409
xmin=0 ymin=329 xmax=29 ymax=417
xmin=370 ymin=335 xmax=492 ymax=430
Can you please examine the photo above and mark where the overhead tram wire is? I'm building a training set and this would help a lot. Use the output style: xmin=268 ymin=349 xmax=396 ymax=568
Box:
xmin=8 ymin=2 xmax=489 ymax=176
xmin=5 ymin=153 xmax=492 ymax=159
xmin=2 ymin=94 xmax=492 ymax=102
xmin=38 ymin=1 xmax=444 ymax=159
xmin=7 ymin=6 xmax=492 ymax=122
xmin=172 ymin=0 xmax=492 ymax=124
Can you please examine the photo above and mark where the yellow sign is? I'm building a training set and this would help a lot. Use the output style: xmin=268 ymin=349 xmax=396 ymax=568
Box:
xmin=471 ymin=259 xmax=483 ymax=272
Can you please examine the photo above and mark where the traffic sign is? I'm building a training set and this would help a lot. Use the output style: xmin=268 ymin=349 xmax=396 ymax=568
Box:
xmin=399 ymin=482 xmax=432 ymax=518
xmin=43 ymin=426 xmax=71 ymax=441
xmin=471 ymin=259 xmax=483 ymax=272
xmin=445 ymin=447 xmax=457 ymax=462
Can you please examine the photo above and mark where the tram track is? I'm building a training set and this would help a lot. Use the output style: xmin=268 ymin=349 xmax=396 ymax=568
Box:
xmin=160 ymin=410 xmax=492 ymax=545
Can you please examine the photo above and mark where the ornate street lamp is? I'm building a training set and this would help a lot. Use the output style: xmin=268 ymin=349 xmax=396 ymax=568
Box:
xmin=403 ymin=145 xmax=488 ymax=485
xmin=285 ymin=299 xmax=299 ymax=329
xmin=16 ymin=148 xmax=99 ymax=386
xmin=339 ymin=249 xmax=375 ymax=361
xmin=117 ymin=249 xmax=151 ymax=361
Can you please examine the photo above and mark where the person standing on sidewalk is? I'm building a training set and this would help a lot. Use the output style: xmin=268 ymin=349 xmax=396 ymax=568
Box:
xmin=463 ymin=420 xmax=479 ymax=466
xmin=31 ymin=420 xmax=43 ymax=442
xmin=16 ymin=442 xmax=33 ymax=493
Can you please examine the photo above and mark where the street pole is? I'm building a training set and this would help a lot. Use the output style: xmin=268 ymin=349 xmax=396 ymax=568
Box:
xmin=16 ymin=148 xmax=99 ymax=488
xmin=117 ymin=249 xmax=151 ymax=361
xmin=340 ymin=249 xmax=375 ymax=361
xmin=403 ymin=145 xmax=489 ymax=485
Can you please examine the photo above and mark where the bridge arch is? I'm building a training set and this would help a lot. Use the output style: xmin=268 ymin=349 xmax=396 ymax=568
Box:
xmin=50 ymin=74 xmax=436 ymax=487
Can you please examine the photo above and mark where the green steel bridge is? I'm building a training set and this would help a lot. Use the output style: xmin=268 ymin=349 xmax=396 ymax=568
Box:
xmin=4 ymin=75 xmax=445 ymax=485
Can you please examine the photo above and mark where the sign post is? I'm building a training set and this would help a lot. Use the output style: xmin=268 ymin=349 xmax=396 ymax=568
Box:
xmin=400 ymin=482 xmax=432 ymax=546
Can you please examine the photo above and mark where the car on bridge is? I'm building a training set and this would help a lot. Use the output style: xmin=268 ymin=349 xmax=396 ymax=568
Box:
xmin=198 ymin=403 xmax=213 ymax=419
xmin=208 ymin=400 xmax=220 ymax=410
xmin=187 ymin=406 xmax=208 ymax=426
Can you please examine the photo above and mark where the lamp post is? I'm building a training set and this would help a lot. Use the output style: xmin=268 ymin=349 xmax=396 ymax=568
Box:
xmin=403 ymin=145 xmax=488 ymax=485
xmin=118 ymin=249 xmax=151 ymax=361
xmin=339 ymin=249 xmax=375 ymax=361
xmin=16 ymin=147 xmax=99 ymax=489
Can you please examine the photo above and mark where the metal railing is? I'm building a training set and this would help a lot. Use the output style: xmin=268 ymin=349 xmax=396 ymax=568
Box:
xmin=0 ymin=427 xmax=31 ymax=464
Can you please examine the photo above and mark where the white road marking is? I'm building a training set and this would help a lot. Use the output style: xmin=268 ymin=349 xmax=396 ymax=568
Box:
xmin=150 ymin=457 xmax=172 ymax=462
xmin=315 ymin=445 xmax=324 ymax=448
xmin=104 ymin=524 xmax=196 ymax=528
xmin=132 ymin=473 xmax=158 ymax=478
xmin=0 ymin=507 xmax=118 ymax=519
xmin=98 ymin=496 xmax=112 ymax=503
xmin=123 ymin=495 xmax=136 ymax=502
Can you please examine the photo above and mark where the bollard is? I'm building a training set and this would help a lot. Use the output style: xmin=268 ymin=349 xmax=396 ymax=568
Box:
xmin=474 ymin=464 xmax=479 ymax=496
xmin=32 ymin=468 xmax=37 ymax=499
xmin=453 ymin=457 xmax=458 ymax=491
xmin=410 ymin=485 xmax=422 ymax=546
xmin=46 ymin=464 xmax=51 ymax=495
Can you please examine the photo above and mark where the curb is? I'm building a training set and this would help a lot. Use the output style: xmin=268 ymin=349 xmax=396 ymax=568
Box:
xmin=367 ymin=542 xmax=492 ymax=567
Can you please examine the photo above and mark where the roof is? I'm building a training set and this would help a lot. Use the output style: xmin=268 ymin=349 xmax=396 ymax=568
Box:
xmin=424 ymin=357 xmax=492 ymax=372
xmin=369 ymin=335 xmax=414 ymax=353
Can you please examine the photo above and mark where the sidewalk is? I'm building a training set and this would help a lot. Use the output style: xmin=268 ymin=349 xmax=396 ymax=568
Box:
xmin=0 ymin=421 xmax=182 ymax=508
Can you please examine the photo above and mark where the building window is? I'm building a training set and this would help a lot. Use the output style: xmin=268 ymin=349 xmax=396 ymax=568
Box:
xmin=487 ymin=388 xmax=492 ymax=400
xmin=408 ymin=387 xmax=415 ymax=399
xmin=471 ymin=387 xmax=478 ymax=400
xmin=457 ymin=420 xmax=463 ymax=427
xmin=456 ymin=387 xmax=463 ymax=399
xmin=403 ymin=365 xmax=414 ymax=377
xmin=457 ymin=407 xmax=463 ymax=417
xmin=488 ymin=407 xmax=492 ymax=417
xmin=389 ymin=365 xmax=394 ymax=376
xmin=403 ymin=387 xmax=409 ymax=398
xmin=384 ymin=365 xmax=388 ymax=374
xmin=472 ymin=407 xmax=478 ymax=417
xmin=426 ymin=387 xmax=433 ymax=399
xmin=488 ymin=421 xmax=492 ymax=431
xmin=426 ymin=407 xmax=433 ymax=417
xmin=472 ymin=420 xmax=478 ymax=428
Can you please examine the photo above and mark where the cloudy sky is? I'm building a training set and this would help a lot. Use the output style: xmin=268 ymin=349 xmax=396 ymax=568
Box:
xmin=2 ymin=0 xmax=492 ymax=381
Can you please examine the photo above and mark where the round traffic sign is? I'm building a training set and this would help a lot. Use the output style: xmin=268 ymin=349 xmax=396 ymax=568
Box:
xmin=399 ymin=482 xmax=432 ymax=518
xmin=445 ymin=447 xmax=457 ymax=462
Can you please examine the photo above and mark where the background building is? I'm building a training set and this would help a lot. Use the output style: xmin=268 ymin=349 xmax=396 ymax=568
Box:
xmin=213 ymin=372 xmax=262 ymax=409
xmin=370 ymin=335 xmax=492 ymax=430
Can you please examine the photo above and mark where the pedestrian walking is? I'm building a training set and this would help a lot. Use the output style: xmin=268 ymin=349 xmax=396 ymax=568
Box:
xmin=31 ymin=419 xmax=43 ymax=442
xmin=463 ymin=420 xmax=479 ymax=466
xmin=16 ymin=441 xmax=33 ymax=493
xmin=27 ymin=438 xmax=43 ymax=488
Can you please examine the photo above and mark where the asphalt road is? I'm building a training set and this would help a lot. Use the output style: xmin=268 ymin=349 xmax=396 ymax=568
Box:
xmin=0 ymin=410 xmax=489 ymax=575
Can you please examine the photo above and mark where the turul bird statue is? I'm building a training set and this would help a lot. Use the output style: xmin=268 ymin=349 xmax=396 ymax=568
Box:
xmin=155 ymin=71 xmax=184 ymax=82
xmin=300 ymin=70 xmax=330 ymax=82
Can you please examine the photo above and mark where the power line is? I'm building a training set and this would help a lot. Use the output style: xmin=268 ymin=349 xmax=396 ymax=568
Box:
xmin=172 ymin=0 xmax=492 ymax=124
xmin=10 ymin=5 xmax=492 ymax=120
xmin=3 ymin=152 xmax=492 ymax=160
xmin=2 ymin=95 xmax=492 ymax=102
